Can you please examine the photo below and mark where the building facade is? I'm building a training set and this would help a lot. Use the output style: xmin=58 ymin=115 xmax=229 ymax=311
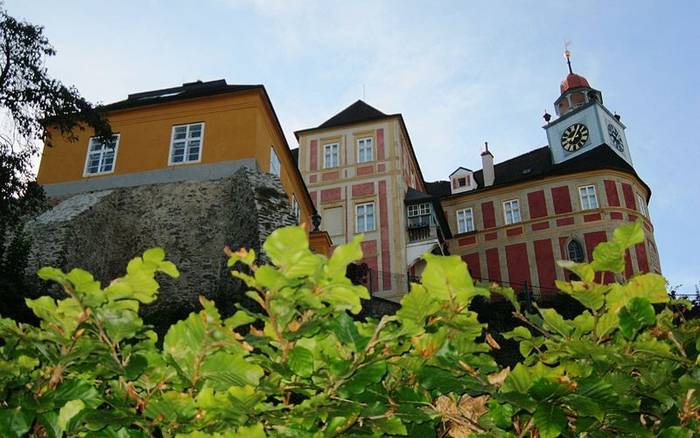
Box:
xmin=37 ymin=79 xmax=315 ymax=228
xmin=294 ymin=101 xmax=449 ymax=301
xmin=437 ymin=67 xmax=659 ymax=297
xmin=34 ymin=60 xmax=661 ymax=303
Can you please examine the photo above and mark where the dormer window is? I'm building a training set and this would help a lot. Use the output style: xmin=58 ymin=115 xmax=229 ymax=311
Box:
xmin=450 ymin=167 xmax=476 ymax=194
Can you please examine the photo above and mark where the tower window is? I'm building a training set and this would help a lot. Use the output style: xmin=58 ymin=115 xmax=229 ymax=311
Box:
xmin=356 ymin=202 xmax=375 ymax=232
xmin=567 ymin=239 xmax=585 ymax=263
xmin=636 ymin=193 xmax=648 ymax=217
xmin=357 ymin=137 xmax=373 ymax=163
xmin=84 ymin=134 xmax=119 ymax=176
xmin=270 ymin=146 xmax=281 ymax=176
xmin=456 ymin=208 xmax=474 ymax=234
xmin=169 ymin=122 xmax=204 ymax=165
xmin=324 ymin=143 xmax=339 ymax=168
xmin=578 ymin=185 xmax=599 ymax=210
xmin=503 ymin=199 xmax=521 ymax=225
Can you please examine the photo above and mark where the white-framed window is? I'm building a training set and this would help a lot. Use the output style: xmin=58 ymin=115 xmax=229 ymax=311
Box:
xmin=407 ymin=203 xmax=430 ymax=217
xmin=457 ymin=176 xmax=469 ymax=187
xmin=578 ymin=185 xmax=599 ymax=210
xmin=84 ymin=134 xmax=120 ymax=176
xmin=456 ymin=208 xmax=474 ymax=234
xmin=636 ymin=193 xmax=647 ymax=216
xmin=503 ymin=199 xmax=521 ymax=225
xmin=567 ymin=239 xmax=585 ymax=263
xmin=169 ymin=122 xmax=204 ymax=165
xmin=291 ymin=195 xmax=300 ymax=223
xmin=323 ymin=143 xmax=339 ymax=168
xmin=270 ymin=146 xmax=281 ymax=176
xmin=355 ymin=202 xmax=375 ymax=232
xmin=357 ymin=137 xmax=373 ymax=163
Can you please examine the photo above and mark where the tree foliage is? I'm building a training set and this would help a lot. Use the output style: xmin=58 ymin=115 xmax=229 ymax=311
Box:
xmin=0 ymin=221 xmax=698 ymax=437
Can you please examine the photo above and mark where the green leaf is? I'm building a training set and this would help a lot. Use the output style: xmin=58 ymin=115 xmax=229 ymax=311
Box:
xmin=66 ymin=268 xmax=102 ymax=296
xmin=328 ymin=313 xmax=369 ymax=352
xmin=503 ymin=326 xmax=532 ymax=340
xmin=557 ymin=260 xmax=594 ymax=283
xmin=618 ymin=297 xmax=656 ymax=339
xmin=98 ymin=301 xmax=143 ymax=343
xmin=556 ymin=280 xmax=605 ymax=310
xmin=263 ymin=226 xmax=313 ymax=274
xmin=37 ymin=266 xmax=66 ymax=283
xmin=590 ymin=241 xmax=625 ymax=273
xmin=397 ymin=283 xmax=440 ymax=334
xmin=612 ymin=220 xmax=644 ymax=249
xmin=340 ymin=361 xmax=387 ymax=395
xmin=224 ymin=310 xmax=257 ymax=329
xmin=538 ymin=307 xmax=573 ymax=337
xmin=125 ymin=353 xmax=148 ymax=380
xmin=422 ymin=253 xmax=486 ymax=306
xmin=373 ymin=416 xmax=407 ymax=435
xmin=287 ymin=346 xmax=314 ymax=378
xmin=200 ymin=352 xmax=264 ymax=390
xmin=326 ymin=235 xmax=363 ymax=279
xmin=484 ymin=400 xmax=514 ymax=429
xmin=143 ymin=247 xmax=165 ymax=264
xmin=320 ymin=283 xmax=369 ymax=314
xmin=58 ymin=399 xmax=85 ymax=434
xmin=533 ymin=403 xmax=567 ymax=438
xmin=0 ymin=407 xmax=34 ymax=438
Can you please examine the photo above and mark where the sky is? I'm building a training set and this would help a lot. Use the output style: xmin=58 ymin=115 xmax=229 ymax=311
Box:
xmin=8 ymin=0 xmax=700 ymax=294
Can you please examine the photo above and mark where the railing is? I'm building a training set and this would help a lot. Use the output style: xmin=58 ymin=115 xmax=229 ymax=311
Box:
xmin=407 ymin=214 xmax=431 ymax=229
xmin=408 ymin=226 xmax=438 ymax=243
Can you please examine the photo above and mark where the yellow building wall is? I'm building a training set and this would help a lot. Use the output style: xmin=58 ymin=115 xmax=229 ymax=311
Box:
xmin=36 ymin=89 xmax=314 ymax=226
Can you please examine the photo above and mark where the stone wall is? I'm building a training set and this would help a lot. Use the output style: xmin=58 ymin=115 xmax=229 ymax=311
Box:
xmin=23 ymin=167 xmax=296 ymax=330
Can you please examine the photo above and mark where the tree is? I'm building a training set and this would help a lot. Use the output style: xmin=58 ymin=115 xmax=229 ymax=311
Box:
xmin=0 ymin=6 xmax=111 ymax=321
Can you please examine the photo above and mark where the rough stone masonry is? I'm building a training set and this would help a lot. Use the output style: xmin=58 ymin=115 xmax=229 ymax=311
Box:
xmin=23 ymin=167 xmax=296 ymax=330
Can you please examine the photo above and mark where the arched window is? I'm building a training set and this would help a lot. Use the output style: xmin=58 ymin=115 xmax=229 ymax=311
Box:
xmin=567 ymin=239 xmax=585 ymax=263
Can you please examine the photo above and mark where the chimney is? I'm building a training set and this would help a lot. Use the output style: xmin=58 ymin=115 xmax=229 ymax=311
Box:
xmin=481 ymin=142 xmax=494 ymax=187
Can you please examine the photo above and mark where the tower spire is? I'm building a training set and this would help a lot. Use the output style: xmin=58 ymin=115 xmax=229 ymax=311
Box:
xmin=564 ymin=41 xmax=573 ymax=74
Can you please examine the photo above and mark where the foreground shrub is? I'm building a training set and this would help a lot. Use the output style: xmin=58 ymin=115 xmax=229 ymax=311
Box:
xmin=0 ymin=221 xmax=698 ymax=437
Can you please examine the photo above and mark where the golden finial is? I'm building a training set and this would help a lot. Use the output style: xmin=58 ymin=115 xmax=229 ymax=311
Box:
xmin=564 ymin=41 xmax=573 ymax=74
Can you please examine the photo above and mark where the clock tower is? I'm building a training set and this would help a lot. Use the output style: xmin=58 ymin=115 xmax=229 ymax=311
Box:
xmin=544 ymin=50 xmax=632 ymax=166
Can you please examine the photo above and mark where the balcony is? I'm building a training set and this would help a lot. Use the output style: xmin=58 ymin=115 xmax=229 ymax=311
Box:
xmin=407 ymin=214 xmax=431 ymax=229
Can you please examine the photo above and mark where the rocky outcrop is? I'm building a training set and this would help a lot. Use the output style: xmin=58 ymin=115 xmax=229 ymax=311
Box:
xmin=23 ymin=167 xmax=296 ymax=330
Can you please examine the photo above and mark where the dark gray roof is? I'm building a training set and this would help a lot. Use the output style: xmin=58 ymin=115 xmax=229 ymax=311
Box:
xmin=431 ymin=144 xmax=650 ymax=200
xmin=404 ymin=187 xmax=433 ymax=203
xmin=101 ymin=80 xmax=262 ymax=111
xmin=317 ymin=100 xmax=388 ymax=129
xmin=290 ymin=147 xmax=299 ymax=164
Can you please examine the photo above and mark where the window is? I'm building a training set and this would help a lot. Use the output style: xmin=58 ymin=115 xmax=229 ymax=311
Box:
xmin=579 ymin=185 xmax=599 ymax=210
xmin=636 ymin=193 xmax=647 ymax=216
xmin=270 ymin=146 xmax=281 ymax=176
xmin=357 ymin=137 xmax=373 ymax=163
xmin=356 ymin=202 xmax=375 ymax=232
xmin=84 ymin=134 xmax=119 ymax=175
xmin=169 ymin=123 xmax=204 ymax=164
xmin=291 ymin=195 xmax=300 ymax=223
xmin=457 ymin=177 xmax=467 ymax=187
xmin=503 ymin=199 xmax=521 ymax=225
xmin=323 ymin=143 xmax=339 ymax=168
xmin=567 ymin=239 xmax=585 ymax=263
xmin=456 ymin=208 xmax=474 ymax=234
xmin=407 ymin=203 xmax=430 ymax=217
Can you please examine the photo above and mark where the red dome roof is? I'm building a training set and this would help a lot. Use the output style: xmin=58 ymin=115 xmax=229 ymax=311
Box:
xmin=560 ymin=73 xmax=590 ymax=93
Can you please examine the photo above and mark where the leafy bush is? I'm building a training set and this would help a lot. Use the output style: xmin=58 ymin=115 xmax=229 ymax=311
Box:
xmin=0 ymin=221 xmax=698 ymax=437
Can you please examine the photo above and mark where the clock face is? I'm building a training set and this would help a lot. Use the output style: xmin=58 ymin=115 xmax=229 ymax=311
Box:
xmin=561 ymin=123 xmax=589 ymax=152
xmin=607 ymin=123 xmax=624 ymax=152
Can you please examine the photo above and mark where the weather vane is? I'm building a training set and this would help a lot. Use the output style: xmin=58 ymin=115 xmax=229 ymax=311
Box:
xmin=564 ymin=40 xmax=573 ymax=74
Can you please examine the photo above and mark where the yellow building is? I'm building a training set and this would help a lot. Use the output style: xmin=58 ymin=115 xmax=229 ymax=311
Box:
xmin=37 ymin=79 xmax=314 ymax=226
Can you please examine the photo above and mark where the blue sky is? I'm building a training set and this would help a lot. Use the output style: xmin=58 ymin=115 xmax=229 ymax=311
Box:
xmin=9 ymin=0 xmax=700 ymax=294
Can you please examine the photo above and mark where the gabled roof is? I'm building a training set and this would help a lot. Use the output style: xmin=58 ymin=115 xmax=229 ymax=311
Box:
xmin=449 ymin=166 xmax=472 ymax=177
xmin=318 ymin=100 xmax=388 ymax=129
xmin=294 ymin=100 xmax=393 ymax=138
xmin=433 ymin=145 xmax=651 ymax=201
xmin=101 ymin=79 xmax=262 ymax=112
